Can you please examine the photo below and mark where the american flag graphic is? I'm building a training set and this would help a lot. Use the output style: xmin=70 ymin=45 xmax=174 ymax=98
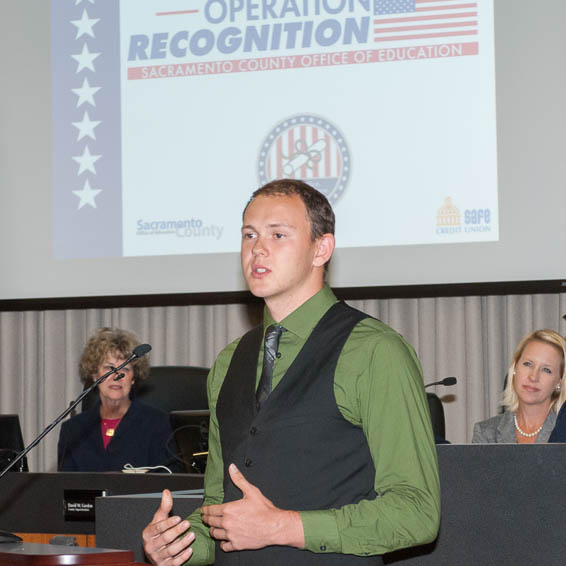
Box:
xmin=373 ymin=0 xmax=478 ymax=43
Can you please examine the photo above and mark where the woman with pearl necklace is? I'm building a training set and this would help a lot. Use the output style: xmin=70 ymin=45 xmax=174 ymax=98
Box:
xmin=473 ymin=329 xmax=566 ymax=444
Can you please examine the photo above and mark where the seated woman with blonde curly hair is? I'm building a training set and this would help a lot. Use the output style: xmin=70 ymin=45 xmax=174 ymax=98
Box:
xmin=473 ymin=329 xmax=566 ymax=444
xmin=58 ymin=327 xmax=178 ymax=471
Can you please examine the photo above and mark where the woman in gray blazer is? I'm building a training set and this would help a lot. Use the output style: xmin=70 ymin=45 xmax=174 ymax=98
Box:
xmin=473 ymin=329 xmax=566 ymax=444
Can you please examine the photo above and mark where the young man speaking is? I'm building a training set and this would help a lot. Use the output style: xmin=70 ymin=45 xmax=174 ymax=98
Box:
xmin=143 ymin=179 xmax=440 ymax=565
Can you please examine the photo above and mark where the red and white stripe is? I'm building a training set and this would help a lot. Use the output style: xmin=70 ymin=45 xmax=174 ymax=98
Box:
xmin=374 ymin=0 xmax=478 ymax=43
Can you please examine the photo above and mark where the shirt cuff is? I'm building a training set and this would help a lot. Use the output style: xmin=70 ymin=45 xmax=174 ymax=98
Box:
xmin=300 ymin=509 xmax=341 ymax=554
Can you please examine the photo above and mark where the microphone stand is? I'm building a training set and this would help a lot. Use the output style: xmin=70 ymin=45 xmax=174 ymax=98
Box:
xmin=0 ymin=345 xmax=151 ymax=543
xmin=0 ymin=355 xmax=133 ymax=480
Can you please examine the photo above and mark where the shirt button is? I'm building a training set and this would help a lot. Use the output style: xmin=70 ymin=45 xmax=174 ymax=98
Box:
xmin=320 ymin=545 xmax=326 ymax=551
xmin=250 ymin=427 xmax=257 ymax=436
xmin=276 ymin=352 xmax=281 ymax=358
xmin=244 ymin=458 xmax=252 ymax=467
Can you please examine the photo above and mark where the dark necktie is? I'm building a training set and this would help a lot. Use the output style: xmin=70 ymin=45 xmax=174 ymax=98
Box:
xmin=256 ymin=324 xmax=284 ymax=410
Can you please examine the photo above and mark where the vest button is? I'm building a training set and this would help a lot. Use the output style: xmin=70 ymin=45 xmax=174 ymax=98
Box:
xmin=244 ymin=458 xmax=252 ymax=467
xmin=250 ymin=427 xmax=257 ymax=435
xmin=320 ymin=545 xmax=326 ymax=551
xmin=276 ymin=352 xmax=281 ymax=358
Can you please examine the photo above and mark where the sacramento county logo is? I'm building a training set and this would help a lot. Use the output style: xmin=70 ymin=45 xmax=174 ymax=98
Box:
xmin=257 ymin=114 xmax=350 ymax=205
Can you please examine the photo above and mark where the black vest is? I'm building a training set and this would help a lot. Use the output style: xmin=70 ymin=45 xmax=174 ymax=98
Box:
xmin=215 ymin=302 xmax=383 ymax=565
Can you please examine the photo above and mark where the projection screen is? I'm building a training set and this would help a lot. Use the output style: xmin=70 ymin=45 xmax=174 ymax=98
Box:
xmin=0 ymin=0 xmax=564 ymax=302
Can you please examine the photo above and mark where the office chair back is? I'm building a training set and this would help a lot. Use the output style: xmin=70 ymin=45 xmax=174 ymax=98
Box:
xmin=80 ymin=365 xmax=209 ymax=413
xmin=427 ymin=392 xmax=446 ymax=440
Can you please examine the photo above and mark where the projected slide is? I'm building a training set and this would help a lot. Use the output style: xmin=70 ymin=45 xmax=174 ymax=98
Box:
xmin=52 ymin=0 xmax=498 ymax=259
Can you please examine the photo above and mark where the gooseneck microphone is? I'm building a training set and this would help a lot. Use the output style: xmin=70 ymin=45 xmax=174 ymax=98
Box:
xmin=425 ymin=376 xmax=457 ymax=388
xmin=133 ymin=343 xmax=152 ymax=358
xmin=0 ymin=343 xmax=152 ymax=480
xmin=113 ymin=343 xmax=152 ymax=381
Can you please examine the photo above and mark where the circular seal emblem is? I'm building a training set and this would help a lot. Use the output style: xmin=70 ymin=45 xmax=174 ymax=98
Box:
xmin=257 ymin=114 xmax=350 ymax=205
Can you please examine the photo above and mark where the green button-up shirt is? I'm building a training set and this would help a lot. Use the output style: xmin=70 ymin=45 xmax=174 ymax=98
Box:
xmin=186 ymin=285 xmax=440 ymax=564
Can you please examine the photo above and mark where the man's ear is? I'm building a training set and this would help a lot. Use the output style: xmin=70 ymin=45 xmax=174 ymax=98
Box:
xmin=313 ymin=233 xmax=335 ymax=267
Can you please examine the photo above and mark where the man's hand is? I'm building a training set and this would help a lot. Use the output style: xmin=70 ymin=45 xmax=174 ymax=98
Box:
xmin=201 ymin=463 xmax=305 ymax=552
xmin=142 ymin=489 xmax=195 ymax=565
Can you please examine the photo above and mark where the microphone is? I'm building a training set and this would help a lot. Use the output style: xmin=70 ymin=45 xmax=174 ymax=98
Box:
xmin=119 ymin=343 xmax=152 ymax=366
xmin=133 ymin=343 xmax=152 ymax=359
xmin=0 ymin=343 xmax=153 ymax=480
xmin=425 ymin=376 xmax=457 ymax=388
xmin=113 ymin=344 xmax=152 ymax=381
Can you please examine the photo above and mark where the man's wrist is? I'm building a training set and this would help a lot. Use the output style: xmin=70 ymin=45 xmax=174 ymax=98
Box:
xmin=274 ymin=509 xmax=305 ymax=548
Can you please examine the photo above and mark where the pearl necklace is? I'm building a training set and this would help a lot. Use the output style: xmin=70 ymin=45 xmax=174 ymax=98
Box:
xmin=513 ymin=414 xmax=544 ymax=438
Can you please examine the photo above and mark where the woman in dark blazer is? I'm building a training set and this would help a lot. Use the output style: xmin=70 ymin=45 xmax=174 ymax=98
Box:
xmin=58 ymin=328 xmax=177 ymax=471
xmin=473 ymin=329 xmax=566 ymax=444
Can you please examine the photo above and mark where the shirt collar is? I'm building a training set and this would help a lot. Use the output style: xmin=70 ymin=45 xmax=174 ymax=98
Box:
xmin=263 ymin=284 xmax=339 ymax=340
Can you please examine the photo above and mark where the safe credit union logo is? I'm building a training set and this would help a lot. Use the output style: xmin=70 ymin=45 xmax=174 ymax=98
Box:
xmin=257 ymin=114 xmax=351 ymax=205
xmin=436 ymin=196 xmax=492 ymax=235
xmin=436 ymin=196 xmax=461 ymax=234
